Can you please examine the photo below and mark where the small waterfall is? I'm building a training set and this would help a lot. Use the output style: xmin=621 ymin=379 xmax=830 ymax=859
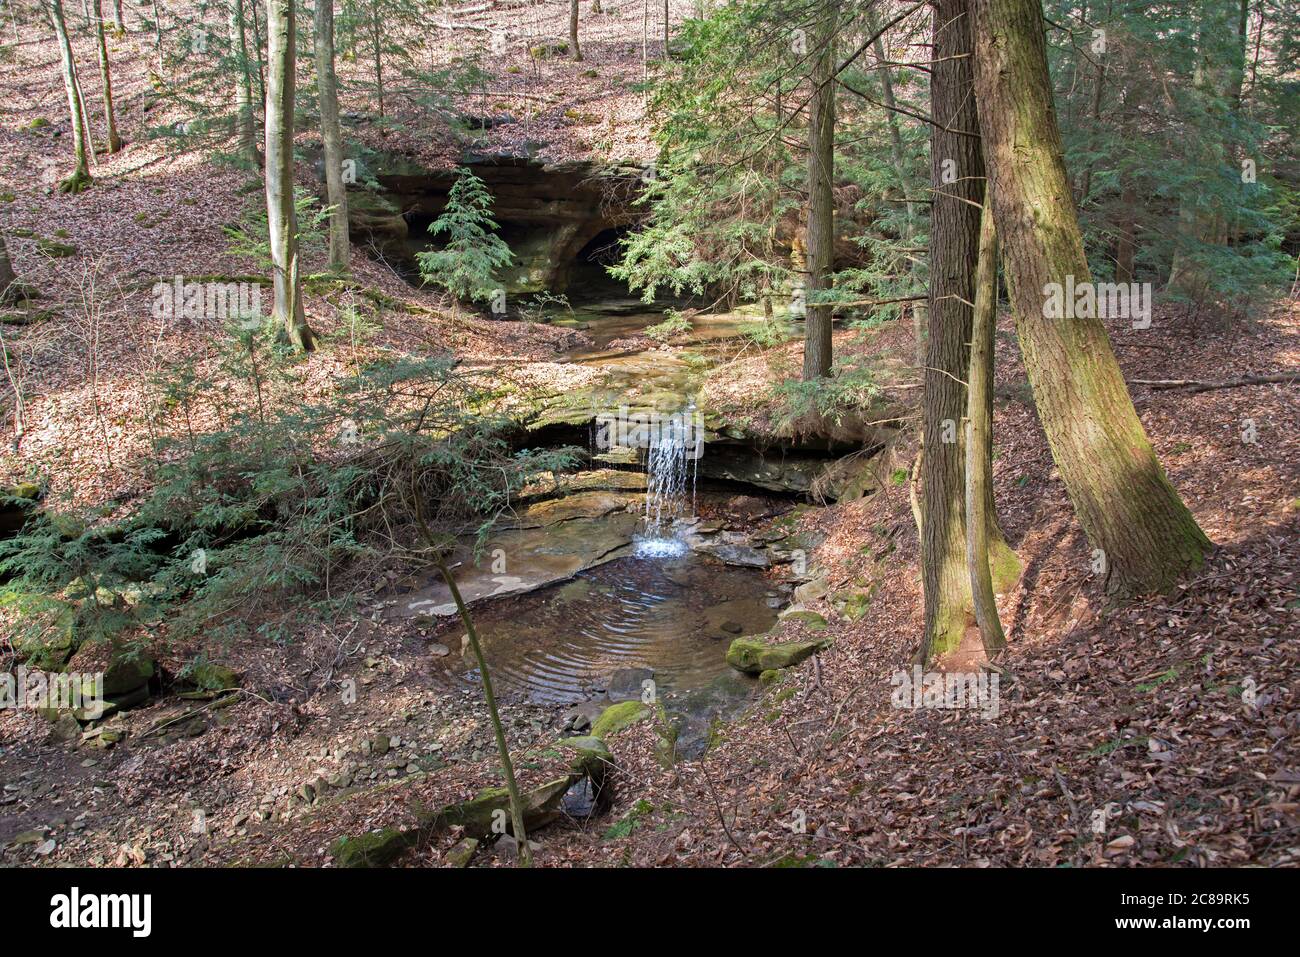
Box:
xmin=593 ymin=402 xmax=703 ymax=558
xmin=643 ymin=413 xmax=696 ymax=537
xmin=637 ymin=405 xmax=702 ymax=557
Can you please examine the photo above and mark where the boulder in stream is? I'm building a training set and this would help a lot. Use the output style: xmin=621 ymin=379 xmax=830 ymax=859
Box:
xmin=726 ymin=636 xmax=830 ymax=675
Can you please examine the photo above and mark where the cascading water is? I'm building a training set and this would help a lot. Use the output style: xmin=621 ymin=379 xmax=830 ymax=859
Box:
xmin=591 ymin=399 xmax=704 ymax=558
xmin=635 ymin=403 xmax=701 ymax=558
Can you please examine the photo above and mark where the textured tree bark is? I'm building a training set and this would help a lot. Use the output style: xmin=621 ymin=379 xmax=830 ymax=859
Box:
xmin=264 ymin=0 xmax=316 ymax=350
xmin=0 ymin=235 xmax=18 ymax=304
xmin=92 ymin=0 xmax=122 ymax=153
xmin=970 ymin=0 xmax=1211 ymax=595
xmin=314 ymin=0 xmax=349 ymax=272
xmin=918 ymin=0 xmax=980 ymax=662
xmin=966 ymin=192 xmax=1005 ymax=655
xmin=801 ymin=0 xmax=836 ymax=381
xmin=48 ymin=0 xmax=92 ymax=192
xmin=229 ymin=0 xmax=259 ymax=167
xmin=111 ymin=0 xmax=123 ymax=31
xmin=917 ymin=0 xmax=1018 ymax=664
xmin=569 ymin=0 xmax=582 ymax=61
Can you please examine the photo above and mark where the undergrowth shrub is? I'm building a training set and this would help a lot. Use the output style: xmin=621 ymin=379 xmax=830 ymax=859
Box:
xmin=0 ymin=324 xmax=578 ymax=665
xmin=771 ymin=360 xmax=882 ymax=432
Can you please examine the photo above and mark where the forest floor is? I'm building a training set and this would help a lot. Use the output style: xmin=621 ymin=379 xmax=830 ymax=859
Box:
xmin=1 ymin=4 xmax=1298 ymax=867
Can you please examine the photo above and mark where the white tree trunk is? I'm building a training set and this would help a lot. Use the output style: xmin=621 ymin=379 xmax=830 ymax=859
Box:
xmin=264 ymin=0 xmax=315 ymax=350
xmin=48 ymin=0 xmax=92 ymax=191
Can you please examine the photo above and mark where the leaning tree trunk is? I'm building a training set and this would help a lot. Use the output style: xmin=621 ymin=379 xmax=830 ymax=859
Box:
xmin=314 ymin=0 xmax=349 ymax=271
xmin=965 ymin=191 xmax=1006 ymax=655
xmin=801 ymin=0 xmax=836 ymax=381
xmin=438 ymin=559 xmax=533 ymax=866
xmin=970 ymin=0 xmax=1211 ymax=595
xmin=48 ymin=0 xmax=92 ymax=192
xmin=264 ymin=0 xmax=316 ymax=350
xmin=110 ymin=0 xmax=123 ymax=31
xmin=569 ymin=0 xmax=582 ymax=61
xmin=229 ymin=0 xmax=259 ymax=166
xmin=917 ymin=0 xmax=1017 ymax=664
xmin=92 ymin=0 xmax=122 ymax=153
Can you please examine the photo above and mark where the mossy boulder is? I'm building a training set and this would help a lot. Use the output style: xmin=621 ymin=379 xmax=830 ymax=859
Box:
xmin=556 ymin=735 xmax=612 ymax=782
xmin=443 ymin=836 xmax=479 ymax=868
xmin=430 ymin=776 xmax=573 ymax=839
xmin=16 ymin=623 xmax=77 ymax=671
xmin=5 ymin=482 xmax=40 ymax=501
xmin=726 ymin=637 xmax=829 ymax=675
xmin=188 ymin=662 xmax=239 ymax=692
xmin=102 ymin=653 xmax=154 ymax=695
xmin=529 ymin=41 xmax=569 ymax=58
xmin=590 ymin=700 xmax=650 ymax=738
xmin=331 ymin=828 xmax=414 ymax=868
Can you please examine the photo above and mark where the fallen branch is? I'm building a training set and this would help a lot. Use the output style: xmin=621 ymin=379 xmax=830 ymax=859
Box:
xmin=1131 ymin=371 xmax=1299 ymax=394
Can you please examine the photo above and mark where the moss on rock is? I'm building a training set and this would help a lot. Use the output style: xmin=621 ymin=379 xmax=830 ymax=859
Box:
xmin=557 ymin=735 xmax=612 ymax=781
xmin=102 ymin=653 xmax=154 ymax=696
xmin=331 ymin=828 xmax=414 ymax=868
xmin=590 ymin=700 xmax=650 ymax=738
xmin=726 ymin=636 xmax=828 ymax=675
xmin=189 ymin=662 xmax=239 ymax=691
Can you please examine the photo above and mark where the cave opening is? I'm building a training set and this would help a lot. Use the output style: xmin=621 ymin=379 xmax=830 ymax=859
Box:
xmin=567 ymin=227 xmax=633 ymax=302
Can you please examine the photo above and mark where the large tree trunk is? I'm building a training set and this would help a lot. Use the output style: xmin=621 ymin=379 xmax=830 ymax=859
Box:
xmin=569 ymin=0 xmax=582 ymax=61
xmin=0 ymin=235 xmax=19 ymax=304
xmin=966 ymin=191 xmax=1005 ymax=655
xmin=91 ymin=0 xmax=122 ymax=153
xmin=48 ymin=0 xmax=92 ymax=192
xmin=229 ymin=0 xmax=259 ymax=166
xmin=917 ymin=0 xmax=1017 ymax=664
xmin=970 ymin=0 xmax=1211 ymax=595
xmin=264 ymin=0 xmax=316 ymax=350
xmin=801 ymin=0 xmax=836 ymax=381
xmin=314 ymin=0 xmax=349 ymax=272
